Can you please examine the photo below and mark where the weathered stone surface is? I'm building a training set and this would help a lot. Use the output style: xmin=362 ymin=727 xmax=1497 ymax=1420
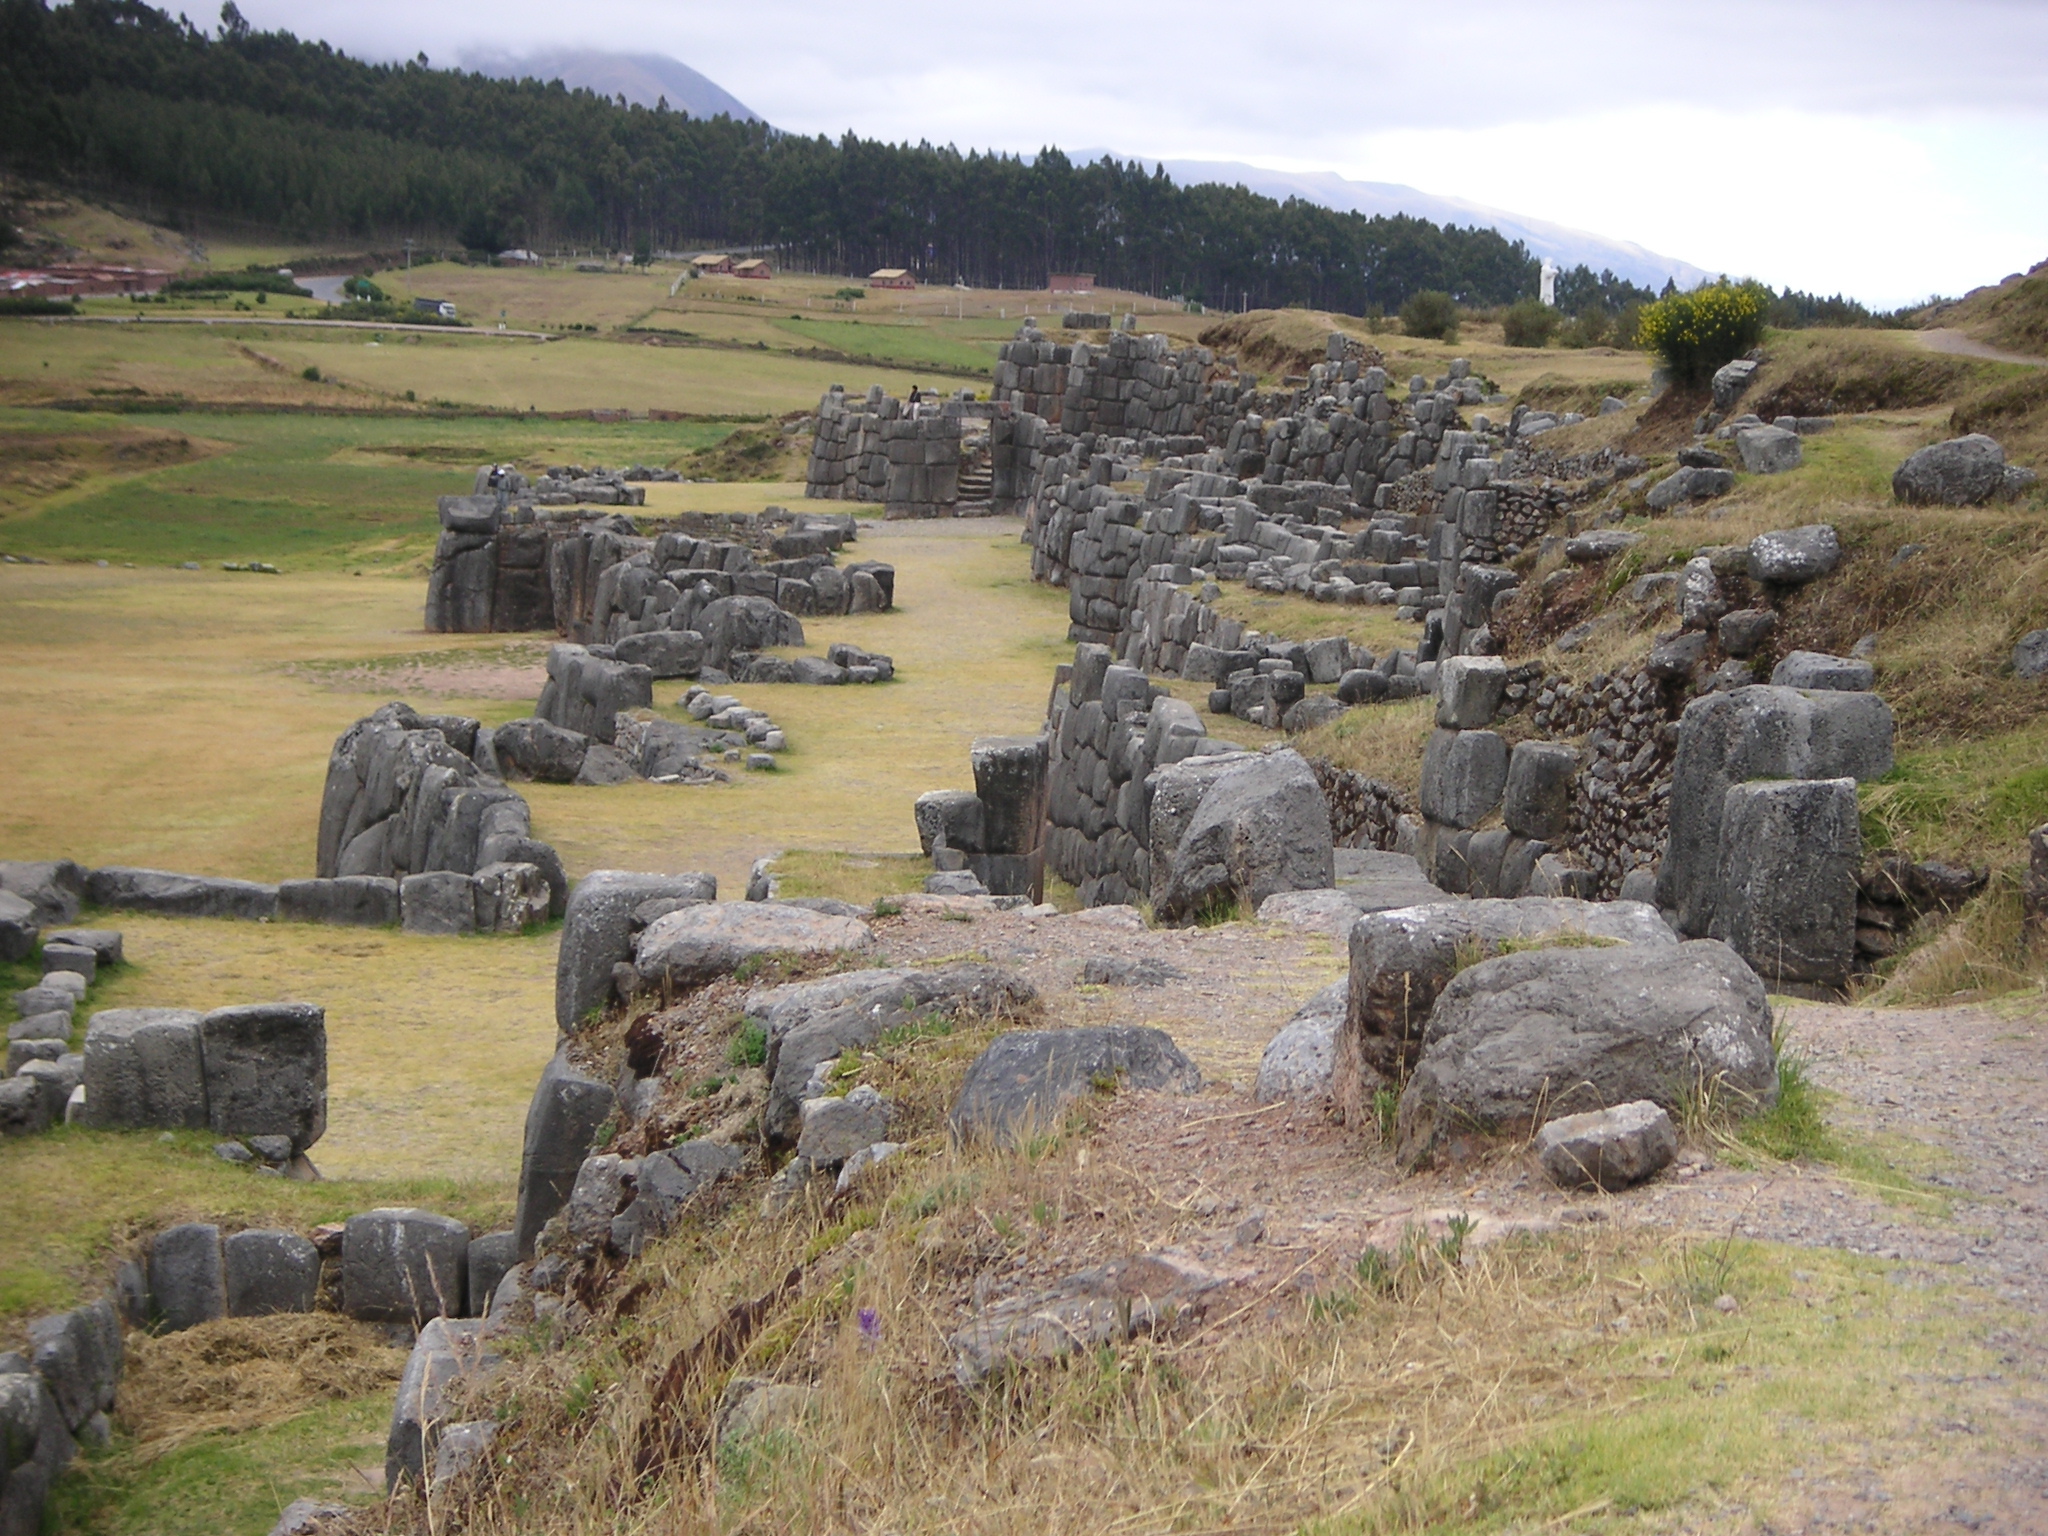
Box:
xmin=1657 ymin=685 xmax=1893 ymax=936
xmin=1396 ymin=939 xmax=1776 ymax=1168
xmin=490 ymin=717 xmax=590 ymax=783
xmin=85 ymin=867 xmax=277 ymax=921
xmin=609 ymin=1142 xmax=744 ymax=1255
xmin=796 ymin=1085 xmax=892 ymax=1166
xmin=694 ymin=595 xmax=806 ymax=669
xmin=1892 ymin=434 xmax=2010 ymax=505
xmin=1713 ymin=777 xmax=1860 ymax=987
xmin=38 ymin=944 xmax=93 ymax=983
xmin=949 ymin=1027 xmax=1200 ymax=1145
xmin=535 ymin=644 xmax=653 ymax=742
xmin=83 ymin=1008 xmax=207 ymax=1131
xmin=913 ymin=790 xmax=985 ymax=855
xmin=1711 ymin=357 xmax=1758 ymax=411
xmin=1337 ymin=899 xmax=1676 ymax=1122
xmin=464 ymin=1233 xmax=518 ymax=1318
xmin=277 ymin=876 xmax=401 ymax=927
xmin=26 ymin=1297 xmax=120 ymax=1432
xmin=555 ymin=870 xmax=717 ymax=1032
xmin=2014 ymin=630 xmax=2048 ymax=681
xmin=0 ymin=860 xmax=86 ymax=926
xmin=1419 ymin=729 xmax=1508 ymax=830
xmin=1536 ymin=1101 xmax=1679 ymax=1191
xmin=429 ymin=1419 xmax=497 ymax=1492
xmin=343 ymin=1209 xmax=469 ymax=1324
xmin=1678 ymin=556 xmax=1726 ymax=630
xmin=223 ymin=1229 xmax=321 ymax=1316
xmin=8 ymin=1012 xmax=71 ymax=1044
xmin=947 ymin=1250 xmax=1225 ymax=1383
xmin=757 ymin=964 xmax=1037 ymax=1149
xmin=562 ymin=1153 xmax=632 ymax=1247
xmin=717 ymin=1378 xmax=818 ymax=1450
xmin=1502 ymin=741 xmax=1577 ymax=841
xmin=265 ymin=1497 xmax=350 ymax=1536
xmin=971 ymin=735 xmax=1048 ymax=856
xmin=1736 ymin=426 xmax=1803 ymax=475
xmin=1254 ymin=981 xmax=1346 ymax=1103
xmin=472 ymin=861 xmax=550 ymax=933
xmin=1645 ymin=465 xmax=1734 ymax=510
xmin=200 ymin=1003 xmax=326 ymax=1152
xmin=1564 ymin=530 xmax=1642 ymax=562
xmin=150 ymin=1223 xmax=226 ymax=1332
xmin=0 ymin=890 xmax=37 ymax=965
xmin=1436 ymin=656 xmax=1507 ymax=729
xmin=1717 ymin=608 xmax=1776 ymax=658
xmin=384 ymin=1318 xmax=501 ymax=1492
xmin=1770 ymin=650 xmax=1875 ymax=692
xmin=634 ymin=902 xmax=874 ymax=990
xmin=1079 ymin=955 xmax=1185 ymax=987
xmin=1151 ymin=748 xmax=1335 ymax=924
xmin=1747 ymin=525 xmax=1840 ymax=585
xmin=514 ymin=1051 xmax=615 ymax=1257
xmin=612 ymin=628 xmax=705 ymax=678
xmin=0 ymin=1075 xmax=49 ymax=1137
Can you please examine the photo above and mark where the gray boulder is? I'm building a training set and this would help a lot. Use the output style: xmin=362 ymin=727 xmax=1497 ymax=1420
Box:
xmin=223 ymin=1229 xmax=321 ymax=1316
xmin=1435 ymin=655 xmax=1506 ymax=729
xmin=1713 ymin=777 xmax=1860 ymax=988
xmin=1717 ymin=608 xmax=1776 ymax=658
xmin=694 ymin=595 xmax=806 ymax=669
xmin=343 ymin=1209 xmax=469 ymax=1324
xmin=1771 ymin=650 xmax=1874 ymax=692
xmin=1502 ymin=741 xmax=1577 ymax=841
xmin=757 ymin=963 xmax=1037 ymax=1149
xmin=611 ymin=628 xmax=705 ymax=678
xmin=83 ymin=1008 xmax=208 ymax=1130
xmin=1645 ymin=466 xmax=1734 ymax=511
xmin=464 ymin=1233 xmax=518 ymax=1317
xmin=27 ymin=1296 xmax=120 ymax=1433
xmin=1747 ymin=525 xmax=1840 ymax=585
xmin=972 ymin=736 xmax=1049 ymax=856
xmin=150 ymin=1223 xmax=226 ymax=1332
xmin=633 ymin=902 xmax=874 ymax=991
xmin=17 ymin=1055 xmax=82 ymax=1124
xmin=1396 ymin=939 xmax=1776 ymax=1168
xmin=200 ymin=1003 xmax=326 ymax=1152
xmin=609 ymin=1142 xmax=744 ymax=1256
xmin=950 ymin=1027 xmax=1200 ymax=1145
xmin=1892 ymin=434 xmax=2009 ymax=505
xmin=1710 ymin=357 xmax=1758 ymax=411
xmin=796 ymin=1085 xmax=892 ymax=1166
xmin=1678 ymin=556 xmax=1726 ymax=630
xmin=490 ymin=717 xmax=590 ymax=783
xmin=1337 ymin=898 xmax=1676 ymax=1117
xmin=266 ymin=1499 xmax=350 ymax=1536
xmin=10 ymin=985 xmax=76 ymax=1022
xmin=1150 ymin=749 xmax=1334 ymax=924
xmin=472 ymin=861 xmax=550 ymax=933
xmin=385 ymin=1317 xmax=501 ymax=1492
xmin=1564 ymin=530 xmax=1642 ymax=563
xmin=400 ymin=871 xmax=477 ymax=935
xmin=39 ymin=944 xmax=94 ymax=983
xmin=0 ymin=860 xmax=86 ymax=926
xmin=534 ymin=644 xmax=653 ymax=743
xmin=1419 ymin=729 xmax=1508 ymax=830
xmin=1656 ymin=685 xmax=1893 ymax=936
xmin=913 ymin=790 xmax=984 ymax=856
xmin=514 ymin=1051 xmax=615 ymax=1257
xmin=277 ymin=876 xmax=401 ymax=926
xmin=1736 ymin=426 xmax=1803 ymax=475
xmin=555 ymin=870 xmax=717 ymax=1032
xmin=1536 ymin=1101 xmax=1679 ymax=1191
xmin=2016 ymin=630 xmax=2048 ymax=680
xmin=0 ymin=1076 xmax=50 ymax=1137
xmin=924 ymin=870 xmax=988 ymax=896
xmin=429 ymin=1419 xmax=498 ymax=1492
xmin=1254 ymin=982 xmax=1346 ymax=1103
xmin=85 ymin=867 xmax=277 ymax=921
xmin=0 ymin=890 xmax=36 ymax=965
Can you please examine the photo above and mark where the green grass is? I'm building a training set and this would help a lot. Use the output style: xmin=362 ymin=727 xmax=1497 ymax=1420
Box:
xmin=767 ymin=316 xmax=1003 ymax=375
xmin=0 ymin=407 xmax=733 ymax=568
xmin=48 ymin=1394 xmax=388 ymax=1536
xmin=1860 ymin=715 xmax=2048 ymax=863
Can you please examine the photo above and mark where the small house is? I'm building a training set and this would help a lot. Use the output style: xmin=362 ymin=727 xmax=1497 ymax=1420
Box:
xmin=732 ymin=258 xmax=772 ymax=280
xmin=691 ymin=253 xmax=735 ymax=276
xmin=412 ymin=297 xmax=458 ymax=319
xmin=869 ymin=268 xmax=915 ymax=290
xmin=1049 ymin=273 xmax=1095 ymax=295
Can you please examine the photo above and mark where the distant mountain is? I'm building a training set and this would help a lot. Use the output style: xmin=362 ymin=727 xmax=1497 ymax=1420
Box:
xmin=461 ymin=48 xmax=760 ymax=122
xmin=1148 ymin=158 xmax=1715 ymax=293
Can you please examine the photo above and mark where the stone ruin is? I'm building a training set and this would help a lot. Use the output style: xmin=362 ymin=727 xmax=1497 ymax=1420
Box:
xmin=425 ymin=468 xmax=890 ymax=640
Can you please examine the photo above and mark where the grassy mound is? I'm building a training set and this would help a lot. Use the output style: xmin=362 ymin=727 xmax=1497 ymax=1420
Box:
xmin=1197 ymin=309 xmax=1382 ymax=381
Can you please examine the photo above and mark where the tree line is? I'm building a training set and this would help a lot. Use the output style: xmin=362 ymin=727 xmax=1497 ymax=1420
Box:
xmin=0 ymin=0 xmax=1547 ymax=310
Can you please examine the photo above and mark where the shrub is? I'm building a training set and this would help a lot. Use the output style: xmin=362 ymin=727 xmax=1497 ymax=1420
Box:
xmin=1400 ymin=289 xmax=1459 ymax=341
xmin=1501 ymin=298 xmax=1557 ymax=348
xmin=0 ymin=295 xmax=76 ymax=317
xmin=301 ymin=365 xmax=320 ymax=382
xmin=1557 ymin=310 xmax=1609 ymax=348
xmin=1635 ymin=280 xmax=1769 ymax=387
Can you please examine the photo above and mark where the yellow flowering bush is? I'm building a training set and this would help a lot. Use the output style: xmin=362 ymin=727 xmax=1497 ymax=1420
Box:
xmin=1635 ymin=281 xmax=1769 ymax=387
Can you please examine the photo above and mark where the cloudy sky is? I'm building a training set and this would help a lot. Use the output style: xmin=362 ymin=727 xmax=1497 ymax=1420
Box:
xmin=242 ymin=0 xmax=2048 ymax=307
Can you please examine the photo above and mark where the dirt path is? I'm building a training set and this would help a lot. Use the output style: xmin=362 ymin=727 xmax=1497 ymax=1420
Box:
xmin=1914 ymin=328 xmax=2046 ymax=368
xmin=883 ymin=905 xmax=2048 ymax=1530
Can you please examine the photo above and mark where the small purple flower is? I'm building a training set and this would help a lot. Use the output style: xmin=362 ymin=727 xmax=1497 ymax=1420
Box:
xmin=857 ymin=1307 xmax=882 ymax=1345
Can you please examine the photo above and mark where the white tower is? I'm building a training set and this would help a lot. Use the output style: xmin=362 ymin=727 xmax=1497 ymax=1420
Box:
xmin=1539 ymin=259 xmax=1559 ymax=308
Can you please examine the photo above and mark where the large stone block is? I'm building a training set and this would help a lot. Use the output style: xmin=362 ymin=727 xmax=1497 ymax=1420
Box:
xmin=276 ymin=877 xmax=401 ymax=926
xmin=1150 ymin=748 xmax=1334 ymax=924
xmin=1418 ymin=729 xmax=1508 ymax=830
xmin=1396 ymin=939 xmax=1775 ymax=1168
xmin=535 ymin=644 xmax=654 ymax=743
xmin=1656 ymin=686 xmax=1892 ymax=936
xmin=0 ymin=860 xmax=87 ymax=926
xmin=1713 ymin=777 xmax=1860 ymax=987
xmin=27 ymin=1296 xmax=120 ymax=1432
xmin=913 ymin=790 xmax=985 ymax=856
xmin=634 ymin=902 xmax=875 ymax=991
xmin=514 ymin=1051 xmax=615 ymax=1257
xmin=554 ymin=870 xmax=717 ymax=1032
xmin=343 ymin=1209 xmax=470 ymax=1324
xmin=1501 ymin=741 xmax=1577 ymax=841
xmin=400 ymin=871 xmax=478 ymax=935
xmin=1892 ymin=434 xmax=2009 ymax=506
xmin=385 ymin=1318 xmax=501 ymax=1493
xmin=83 ymin=1009 xmax=208 ymax=1131
xmin=971 ymin=736 xmax=1049 ymax=856
xmin=85 ymin=867 xmax=278 ymax=921
xmin=150 ymin=1223 xmax=226 ymax=1332
xmin=223 ymin=1229 xmax=321 ymax=1316
xmin=949 ymin=1027 xmax=1200 ymax=1146
xmin=200 ymin=1003 xmax=326 ymax=1152
xmin=464 ymin=1232 xmax=518 ymax=1317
